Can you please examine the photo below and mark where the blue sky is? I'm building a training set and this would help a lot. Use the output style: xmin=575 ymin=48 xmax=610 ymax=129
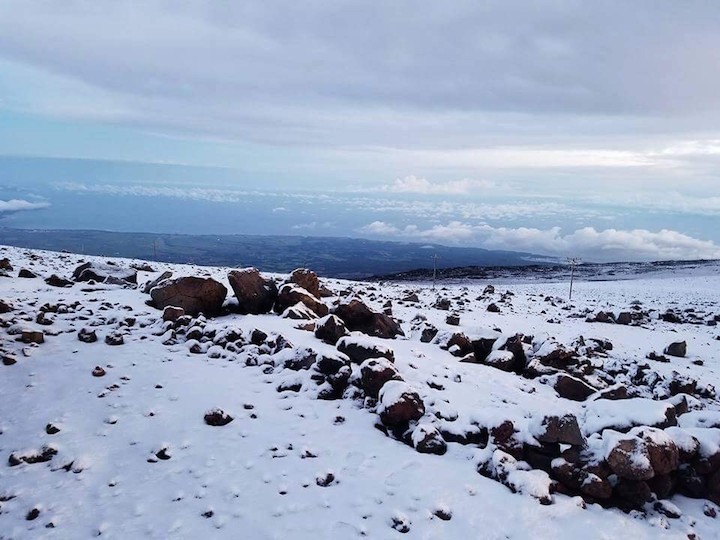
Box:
xmin=1 ymin=1 xmax=719 ymax=261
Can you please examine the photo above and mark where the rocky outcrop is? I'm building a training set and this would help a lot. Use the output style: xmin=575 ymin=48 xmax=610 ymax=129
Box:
xmin=73 ymin=262 xmax=137 ymax=284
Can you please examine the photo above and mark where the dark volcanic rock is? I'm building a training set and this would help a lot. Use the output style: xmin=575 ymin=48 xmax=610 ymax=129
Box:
xmin=337 ymin=335 xmax=395 ymax=364
xmin=150 ymin=277 xmax=227 ymax=317
xmin=412 ymin=424 xmax=447 ymax=455
xmin=607 ymin=437 xmax=654 ymax=481
xmin=314 ymin=314 xmax=350 ymax=345
xmin=535 ymin=414 xmax=584 ymax=446
xmin=77 ymin=328 xmax=98 ymax=343
xmin=45 ymin=274 xmax=73 ymax=288
xmin=275 ymin=283 xmax=328 ymax=317
xmin=18 ymin=268 xmax=37 ymax=278
xmin=360 ymin=357 xmax=402 ymax=398
xmin=553 ymin=374 xmax=596 ymax=402
xmin=204 ymin=408 xmax=234 ymax=426
xmin=228 ymin=268 xmax=278 ymax=314
xmin=334 ymin=299 xmax=404 ymax=339
xmin=378 ymin=381 xmax=425 ymax=426
xmin=664 ymin=341 xmax=687 ymax=358
xmin=289 ymin=268 xmax=332 ymax=298
xmin=73 ymin=262 xmax=137 ymax=284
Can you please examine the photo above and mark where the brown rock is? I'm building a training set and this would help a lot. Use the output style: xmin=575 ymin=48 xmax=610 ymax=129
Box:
xmin=664 ymin=341 xmax=687 ymax=358
xmin=204 ymin=408 xmax=234 ymax=426
xmin=360 ymin=358 xmax=402 ymax=398
xmin=378 ymin=381 xmax=425 ymax=426
xmin=275 ymin=283 xmax=328 ymax=317
xmin=92 ymin=366 xmax=106 ymax=377
xmin=150 ymin=277 xmax=227 ymax=317
xmin=162 ymin=306 xmax=185 ymax=322
xmin=21 ymin=330 xmax=44 ymax=344
xmin=18 ymin=268 xmax=37 ymax=278
xmin=77 ymin=328 xmax=98 ymax=343
xmin=607 ymin=437 xmax=655 ymax=481
xmin=334 ymin=299 xmax=403 ymax=339
xmin=228 ymin=268 xmax=278 ymax=314
xmin=536 ymin=414 xmax=585 ymax=446
xmin=314 ymin=314 xmax=349 ymax=345
xmin=289 ymin=268 xmax=332 ymax=298
xmin=554 ymin=374 xmax=596 ymax=402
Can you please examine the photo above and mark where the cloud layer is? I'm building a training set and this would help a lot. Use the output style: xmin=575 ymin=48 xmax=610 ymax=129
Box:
xmin=0 ymin=199 xmax=49 ymax=214
xmin=357 ymin=221 xmax=720 ymax=262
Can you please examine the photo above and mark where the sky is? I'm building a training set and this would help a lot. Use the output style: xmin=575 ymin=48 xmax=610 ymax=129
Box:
xmin=0 ymin=1 xmax=720 ymax=262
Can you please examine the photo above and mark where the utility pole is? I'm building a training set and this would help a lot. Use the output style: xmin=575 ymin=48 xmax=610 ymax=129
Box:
xmin=432 ymin=254 xmax=440 ymax=291
xmin=567 ymin=257 xmax=581 ymax=301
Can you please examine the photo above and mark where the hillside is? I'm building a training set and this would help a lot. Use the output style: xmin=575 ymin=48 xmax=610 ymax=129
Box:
xmin=0 ymin=245 xmax=719 ymax=539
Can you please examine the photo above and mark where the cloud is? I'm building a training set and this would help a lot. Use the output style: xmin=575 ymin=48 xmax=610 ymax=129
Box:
xmin=0 ymin=199 xmax=50 ymax=214
xmin=356 ymin=221 xmax=720 ymax=262
xmin=373 ymin=176 xmax=498 ymax=195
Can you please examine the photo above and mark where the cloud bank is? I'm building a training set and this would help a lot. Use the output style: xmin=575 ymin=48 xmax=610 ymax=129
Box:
xmin=357 ymin=221 xmax=720 ymax=262
xmin=0 ymin=199 xmax=50 ymax=214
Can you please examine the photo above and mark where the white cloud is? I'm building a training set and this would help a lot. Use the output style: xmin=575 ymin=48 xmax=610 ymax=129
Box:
xmin=375 ymin=176 xmax=498 ymax=195
xmin=356 ymin=221 xmax=720 ymax=262
xmin=0 ymin=199 xmax=50 ymax=213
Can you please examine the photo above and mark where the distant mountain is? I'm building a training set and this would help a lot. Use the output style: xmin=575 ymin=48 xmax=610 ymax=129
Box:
xmin=0 ymin=227 xmax=552 ymax=278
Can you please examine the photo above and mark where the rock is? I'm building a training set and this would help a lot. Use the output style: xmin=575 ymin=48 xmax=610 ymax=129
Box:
xmin=0 ymin=258 xmax=12 ymax=270
xmin=633 ymin=427 xmax=680 ymax=475
xmin=289 ymin=268 xmax=332 ymax=298
xmin=664 ymin=341 xmax=687 ymax=358
xmin=21 ymin=330 xmax=44 ymax=344
xmin=434 ymin=331 xmax=473 ymax=357
xmin=162 ymin=306 xmax=185 ymax=322
xmin=360 ymin=357 xmax=402 ymax=398
xmin=281 ymin=347 xmax=317 ymax=371
xmin=204 ymin=408 xmax=234 ymax=426
xmin=105 ymin=332 xmax=124 ymax=346
xmin=77 ymin=328 xmax=98 ymax=343
xmin=315 ymin=352 xmax=350 ymax=375
xmin=45 ymin=424 xmax=61 ymax=435
xmin=92 ymin=366 xmax=106 ymax=377
xmin=142 ymin=271 xmax=173 ymax=293
xmin=482 ymin=350 xmax=516 ymax=372
xmin=73 ymin=262 xmax=137 ymax=284
xmin=18 ymin=268 xmax=37 ymax=278
xmin=499 ymin=334 xmax=527 ymax=374
xmin=445 ymin=314 xmax=460 ymax=326
xmin=314 ymin=314 xmax=349 ymax=345
xmin=616 ymin=312 xmax=632 ymax=325
xmin=412 ymin=424 xmax=447 ymax=455
xmin=535 ymin=414 xmax=584 ymax=446
xmin=334 ymin=299 xmax=404 ymax=339
xmin=378 ymin=381 xmax=425 ymax=427
xmin=150 ymin=277 xmax=227 ymax=317
xmin=471 ymin=337 xmax=497 ymax=363
xmin=8 ymin=446 xmax=57 ymax=466
xmin=0 ymin=299 xmax=13 ymax=313
xmin=228 ymin=268 xmax=278 ymax=314
xmin=553 ymin=374 xmax=596 ymax=402
xmin=337 ymin=335 xmax=395 ymax=364
xmin=402 ymin=292 xmax=419 ymax=303
xmin=281 ymin=302 xmax=318 ymax=320
xmin=587 ymin=311 xmax=615 ymax=323
xmin=487 ymin=303 xmax=500 ymax=313
xmin=45 ymin=274 xmax=73 ymax=287
xmin=315 ymin=472 xmax=335 ymax=487
xmin=275 ymin=283 xmax=328 ymax=317
xmin=607 ymin=437 xmax=655 ymax=481
xmin=420 ymin=324 xmax=439 ymax=343
xmin=614 ymin=479 xmax=653 ymax=508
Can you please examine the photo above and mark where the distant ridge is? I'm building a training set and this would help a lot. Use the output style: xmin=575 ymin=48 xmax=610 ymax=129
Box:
xmin=0 ymin=227 xmax=552 ymax=279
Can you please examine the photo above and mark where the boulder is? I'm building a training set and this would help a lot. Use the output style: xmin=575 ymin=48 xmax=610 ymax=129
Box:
xmin=360 ymin=357 xmax=402 ymax=398
xmin=227 ymin=268 xmax=278 ymax=314
xmin=553 ymin=374 xmax=596 ymax=402
xmin=471 ymin=337 xmax=498 ymax=363
xmin=18 ymin=268 xmax=37 ymax=278
xmin=633 ymin=428 xmax=679 ymax=476
xmin=607 ymin=437 xmax=655 ymax=481
xmin=378 ymin=381 xmax=425 ymax=427
xmin=412 ymin=424 xmax=447 ymax=455
xmin=275 ymin=283 xmax=328 ymax=317
xmin=535 ymin=414 xmax=584 ymax=446
xmin=289 ymin=268 xmax=332 ymax=298
xmin=77 ymin=328 xmax=98 ymax=343
xmin=45 ymin=275 xmax=73 ymax=288
xmin=0 ymin=299 xmax=13 ymax=313
xmin=73 ymin=262 xmax=137 ymax=284
xmin=314 ymin=314 xmax=350 ymax=345
xmin=664 ymin=341 xmax=687 ymax=358
xmin=482 ymin=350 xmax=516 ymax=372
xmin=150 ymin=277 xmax=227 ymax=317
xmin=142 ymin=271 xmax=173 ymax=293
xmin=21 ymin=330 xmax=44 ymax=344
xmin=334 ymin=299 xmax=404 ymax=339
xmin=162 ymin=306 xmax=185 ymax=322
xmin=337 ymin=335 xmax=395 ymax=364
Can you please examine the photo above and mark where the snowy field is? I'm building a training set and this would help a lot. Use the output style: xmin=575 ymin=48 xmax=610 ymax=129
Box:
xmin=0 ymin=245 xmax=719 ymax=539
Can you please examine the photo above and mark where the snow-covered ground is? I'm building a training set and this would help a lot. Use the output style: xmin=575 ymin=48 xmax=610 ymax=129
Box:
xmin=0 ymin=245 xmax=719 ymax=539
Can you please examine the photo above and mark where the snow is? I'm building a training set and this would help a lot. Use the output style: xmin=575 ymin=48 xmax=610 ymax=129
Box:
xmin=1 ymin=245 xmax=719 ymax=538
